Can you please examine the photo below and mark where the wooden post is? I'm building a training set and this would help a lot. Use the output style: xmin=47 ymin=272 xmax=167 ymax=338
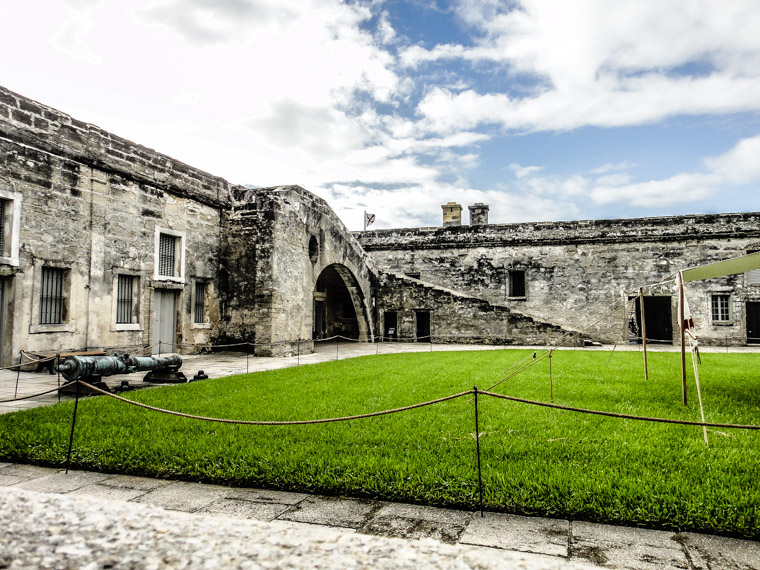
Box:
xmin=639 ymin=288 xmax=648 ymax=381
xmin=679 ymin=272 xmax=687 ymax=406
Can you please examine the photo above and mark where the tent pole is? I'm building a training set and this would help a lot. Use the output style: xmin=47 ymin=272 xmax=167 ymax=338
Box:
xmin=639 ymin=287 xmax=648 ymax=381
xmin=679 ymin=272 xmax=687 ymax=406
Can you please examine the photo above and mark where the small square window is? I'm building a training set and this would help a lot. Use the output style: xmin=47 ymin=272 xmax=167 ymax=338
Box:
xmin=40 ymin=267 xmax=67 ymax=325
xmin=711 ymin=294 xmax=730 ymax=322
xmin=508 ymin=270 xmax=526 ymax=298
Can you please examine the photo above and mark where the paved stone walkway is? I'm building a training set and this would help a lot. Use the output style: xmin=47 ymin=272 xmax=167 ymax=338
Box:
xmin=2 ymin=464 xmax=758 ymax=569
xmin=1 ymin=342 xmax=759 ymax=568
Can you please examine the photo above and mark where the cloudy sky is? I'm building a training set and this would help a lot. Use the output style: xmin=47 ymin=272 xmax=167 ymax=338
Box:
xmin=3 ymin=1 xmax=760 ymax=230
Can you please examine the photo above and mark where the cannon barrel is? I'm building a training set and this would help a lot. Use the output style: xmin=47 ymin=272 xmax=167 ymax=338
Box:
xmin=57 ymin=354 xmax=183 ymax=382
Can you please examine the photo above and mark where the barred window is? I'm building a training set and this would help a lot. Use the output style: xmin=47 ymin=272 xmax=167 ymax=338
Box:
xmin=508 ymin=270 xmax=526 ymax=298
xmin=194 ymin=281 xmax=207 ymax=324
xmin=0 ymin=199 xmax=5 ymax=255
xmin=40 ymin=267 xmax=65 ymax=325
xmin=116 ymin=275 xmax=135 ymax=324
xmin=158 ymin=233 xmax=177 ymax=277
xmin=711 ymin=294 xmax=730 ymax=322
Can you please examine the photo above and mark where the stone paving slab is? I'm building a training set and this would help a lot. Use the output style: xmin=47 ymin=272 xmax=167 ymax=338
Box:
xmin=570 ymin=521 xmax=689 ymax=569
xmin=14 ymin=469 xmax=108 ymax=494
xmin=98 ymin=473 xmax=175 ymax=491
xmin=679 ymin=531 xmax=760 ymax=570
xmin=67 ymin=482 xmax=149 ymax=502
xmin=363 ymin=503 xmax=473 ymax=544
xmin=197 ymin=497 xmax=293 ymax=521
xmin=132 ymin=480 xmax=229 ymax=512
xmin=461 ymin=512 xmax=570 ymax=557
xmin=279 ymin=495 xmax=382 ymax=529
xmin=226 ymin=486 xmax=310 ymax=505
xmin=0 ymin=463 xmax=57 ymax=481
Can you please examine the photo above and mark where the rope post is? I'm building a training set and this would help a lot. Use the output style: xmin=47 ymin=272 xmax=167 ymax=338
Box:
xmin=158 ymin=341 xmax=162 ymax=357
xmin=14 ymin=353 xmax=22 ymax=399
xmin=549 ymin=349 xmax=554 ymax=403
xmin=65 ymin=380 xmax=81 ymax=474
xmin=246 ymin=350 xmax=249 ymax=374
xmin=56 ymin=354 xmax=61 ymax=403
xmin=376 ymin=338 xmax=380 ymax=354
xmin=336 ymin=337 xmax=339 ymax=361
xmin=429 ymin=336 xmax=433 ymax=352
xmin=639 ymin=288 xmax=649 ymax=381
xmin=297 ymin=337 xmax=301 ymax=365
xmin=473 ymin=386 xmax=484 ymax=517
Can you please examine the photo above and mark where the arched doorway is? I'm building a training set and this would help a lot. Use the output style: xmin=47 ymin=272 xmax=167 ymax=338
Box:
xmin=313 ymin=264 xmax=368 ymax=340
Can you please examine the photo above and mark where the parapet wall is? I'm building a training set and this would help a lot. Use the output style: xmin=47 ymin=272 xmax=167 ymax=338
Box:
xmin=0 ymin=86 xmax=232 ymax=209
xmin=357 ymin=212 xmax=760 ymax=250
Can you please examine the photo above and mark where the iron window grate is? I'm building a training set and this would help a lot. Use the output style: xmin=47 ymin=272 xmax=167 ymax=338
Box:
xmin=116 ymin=275 xmax=134 ymax=324
xmin=40 ymin=267 xmax=64 ymax=325
xmin=158 ymin=233 xmax=176 ymax=277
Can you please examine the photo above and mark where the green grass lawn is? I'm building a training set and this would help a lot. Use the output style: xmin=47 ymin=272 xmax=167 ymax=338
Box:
xmin=1 ymin=349 xmax=759 ymax=538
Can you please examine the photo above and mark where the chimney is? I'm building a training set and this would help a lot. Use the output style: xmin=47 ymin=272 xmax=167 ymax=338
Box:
xmin=469 ymin=203 xmax=489 ymax=225
xmin=441 ymin=202 xmax=462 ymax=226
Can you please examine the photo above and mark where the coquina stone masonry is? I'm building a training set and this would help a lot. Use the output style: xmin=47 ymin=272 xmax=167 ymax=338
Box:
xmin=358 ymin=214 xmax=760 ymax=346
xmin=2 ymin=82 xmax=760 ymax=366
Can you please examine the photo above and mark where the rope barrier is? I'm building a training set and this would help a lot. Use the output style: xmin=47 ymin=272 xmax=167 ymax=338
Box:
xmin=479 ymin=390 xmax=760 ymax=430
xmin=75 ymin=380 xmax=474 ymax=425
xmin=0 ymin=384 xmax=67 ymax=403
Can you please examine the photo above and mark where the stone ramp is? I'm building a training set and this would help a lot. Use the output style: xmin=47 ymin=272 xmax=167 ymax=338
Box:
xmin=381 ymin=272 xmax=583 ymax=345
xmin=2 ymin=463 xmax=758 ymax=569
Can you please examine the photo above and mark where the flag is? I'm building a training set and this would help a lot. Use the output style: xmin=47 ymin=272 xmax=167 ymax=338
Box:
xmin=364 ymin=211 xmax=375 ymax=230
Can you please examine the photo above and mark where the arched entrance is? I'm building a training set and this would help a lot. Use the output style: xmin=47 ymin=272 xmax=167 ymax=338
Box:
xmin=313 ymin=264 xmax=370 ymax=340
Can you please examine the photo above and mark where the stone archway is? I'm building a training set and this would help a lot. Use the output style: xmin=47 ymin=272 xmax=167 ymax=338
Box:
xmin=314 ymin=264 xmax=371 ymax=341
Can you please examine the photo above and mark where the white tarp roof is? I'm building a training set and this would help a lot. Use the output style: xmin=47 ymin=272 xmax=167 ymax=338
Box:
xmin=682 ymin=251 xmax=760 ymax=283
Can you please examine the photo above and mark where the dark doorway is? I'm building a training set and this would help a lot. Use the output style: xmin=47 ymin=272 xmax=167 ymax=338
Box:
xmin=747 ymin=302 xmax=760 ymax=344
xmin=314 ymin=265 xmax=359 ymax=339
xmin=416 ymin=310 xmax=430 ymax=342
xmin=632 ymin=296 xmax=673 ymax=344
xmin=384 ymin=311 xmax=397 ymax=341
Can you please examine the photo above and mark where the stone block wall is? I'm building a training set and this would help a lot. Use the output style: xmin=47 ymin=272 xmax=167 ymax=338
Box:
xmin=223 ymin=185 xmax=377 ymax=356
xmin=0 ymin=86 xmax=230 ymax=363
xmin=377 ymin=273 xmax=573 ymax=345
xmin=360 ymin=214 xmax=760 ymax=346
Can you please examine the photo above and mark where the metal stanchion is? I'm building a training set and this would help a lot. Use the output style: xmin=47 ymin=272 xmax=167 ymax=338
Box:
xmin=65 ymin=381 xmax=81 ymax=474
xmin=473 ymin=386 xmax=484 ymax=517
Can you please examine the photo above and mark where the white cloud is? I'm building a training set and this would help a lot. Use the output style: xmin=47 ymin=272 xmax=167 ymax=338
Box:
xmin=590 ymin=135 xmax=760 ymax=208
xmin=509 ymin=163 xmax=541 ymax=178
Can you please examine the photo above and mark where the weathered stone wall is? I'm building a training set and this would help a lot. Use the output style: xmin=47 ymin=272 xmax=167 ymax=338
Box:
xmin=0 ymin=86 xmax=229 ymax=363
xmin=378 ymin=273 xmax=573 ymax=345
xmin=359 ymin=215 xmax=760 ymax=345
xmin=223 ymin=185 xmax=377 ymax=356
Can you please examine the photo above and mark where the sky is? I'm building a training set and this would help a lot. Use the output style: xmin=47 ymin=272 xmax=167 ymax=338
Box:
xmin=2 ymin=0 xmax=760 ymax=230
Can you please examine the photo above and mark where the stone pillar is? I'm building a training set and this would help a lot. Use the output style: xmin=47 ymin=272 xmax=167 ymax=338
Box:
xmin=442 ymin=202 xmax=462 ymax=227
xmin=469 ymin=203 xmax=489 ymax=225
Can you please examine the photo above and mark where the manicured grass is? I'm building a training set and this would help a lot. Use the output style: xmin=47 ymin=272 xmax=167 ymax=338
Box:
xmin=1 ymin=349 xmax=759 ymax=538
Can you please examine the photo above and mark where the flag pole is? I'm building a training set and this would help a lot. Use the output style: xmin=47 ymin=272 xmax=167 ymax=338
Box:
xmin=363 ymin=210 xmax=367 ymax=231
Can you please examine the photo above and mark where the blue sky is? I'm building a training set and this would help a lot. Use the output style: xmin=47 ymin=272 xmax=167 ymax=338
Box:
xmin=2 ymin=0 xmax=760 ymax=230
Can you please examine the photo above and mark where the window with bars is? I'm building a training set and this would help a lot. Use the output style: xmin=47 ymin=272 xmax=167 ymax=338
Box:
xmin=711 ymin=294 xmax=730 ymax=322
xmin=0 ymin=199 xmax=6 ymax=256
xmin=194 ymin=281 xmax=207 ymax=323
xmin=158 ymin=233 xmax=177 ymax=277
xmin=508 ymin=270 xmax=526 ymax=298
xmin=40 ymin=267 xmax=66 ymax=325
xmin=116 ymin=275 xmax=136 ymax=324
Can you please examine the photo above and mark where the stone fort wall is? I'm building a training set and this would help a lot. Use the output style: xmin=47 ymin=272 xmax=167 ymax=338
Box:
xmin=359 ymin=214 xmax=760 ymax=346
